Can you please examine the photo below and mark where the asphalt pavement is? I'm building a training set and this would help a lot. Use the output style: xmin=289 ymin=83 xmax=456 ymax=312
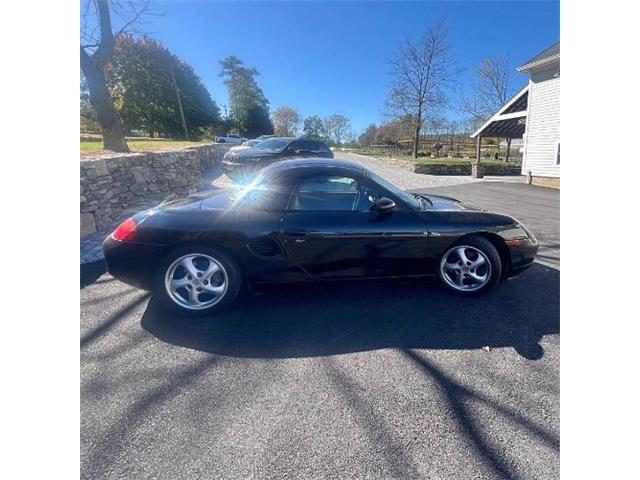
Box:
xmin=81 ymin=179 xmax=559 ymax=480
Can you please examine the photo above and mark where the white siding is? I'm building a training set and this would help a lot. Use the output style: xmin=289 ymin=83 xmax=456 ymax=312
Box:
xmin=522 ymin=64 xmax=560 ymax=178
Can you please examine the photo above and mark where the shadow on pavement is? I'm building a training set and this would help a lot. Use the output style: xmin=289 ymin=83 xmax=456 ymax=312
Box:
xmin=80 ymin=260 xmax=107 ymax=289
xmin=141 ymin=263 xmax=559 ymax=360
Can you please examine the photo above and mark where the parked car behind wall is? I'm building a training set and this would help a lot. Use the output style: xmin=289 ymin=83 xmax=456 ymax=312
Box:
xmin=222 ymin=137 xmax=334 ymax=181
xmin=215 ymin=134 xmax=246 ymax=144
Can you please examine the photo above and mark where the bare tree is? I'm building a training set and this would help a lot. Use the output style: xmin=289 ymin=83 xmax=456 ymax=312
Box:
xmin=460 ymin=55 xmax=516 ymax=160
xmin=80 ymin=0 xmax=154 ymax=152
xmin=460 ymin=55 xmax=514 ymax=123
xmin=386 ymin=20 xmax=458 ymax=158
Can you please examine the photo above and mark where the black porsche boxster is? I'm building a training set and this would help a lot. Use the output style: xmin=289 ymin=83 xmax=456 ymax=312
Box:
xmin=103 ymin=158 xmax=538 ymax=315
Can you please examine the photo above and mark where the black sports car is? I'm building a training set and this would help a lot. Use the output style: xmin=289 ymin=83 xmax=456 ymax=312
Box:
xmin=221 ymin=137 xmax=333 ymax=181
xmin=104 ymin=158 xmax=538 ymax=316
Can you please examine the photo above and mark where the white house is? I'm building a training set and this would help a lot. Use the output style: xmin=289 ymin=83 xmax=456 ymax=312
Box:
xmin=471 ymin=42 xmax=560 ymax=188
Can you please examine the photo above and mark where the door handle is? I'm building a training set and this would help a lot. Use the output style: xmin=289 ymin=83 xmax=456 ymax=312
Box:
xmin=283 ymin=228 xmax=312 ymax=243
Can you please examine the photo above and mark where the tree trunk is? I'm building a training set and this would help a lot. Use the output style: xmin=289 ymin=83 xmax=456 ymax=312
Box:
xmin=506 ymin=138 xmax=511 ymax=162
xmin=413 ymin=124 xmax=420 ymax=159
xmin=81 ymin=50 xmax=129 ymax=152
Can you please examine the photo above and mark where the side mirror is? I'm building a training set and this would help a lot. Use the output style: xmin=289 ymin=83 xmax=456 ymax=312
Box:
xmin=375 ymin=197 xmax=396 ymax=212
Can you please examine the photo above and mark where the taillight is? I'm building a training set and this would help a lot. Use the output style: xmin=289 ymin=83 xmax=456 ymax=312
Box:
xmin=111 ymin=217 xmax=137 ymax=241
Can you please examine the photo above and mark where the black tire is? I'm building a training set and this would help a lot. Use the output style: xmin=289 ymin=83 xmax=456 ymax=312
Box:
xmin=154 ymin=245 xmax=242 ymax=316
xmin=438 ymin=235 xmax=502 ymax=297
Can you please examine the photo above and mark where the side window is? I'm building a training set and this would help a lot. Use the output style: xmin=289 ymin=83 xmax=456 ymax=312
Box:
xmin=287 ymin=140 xmax=303 ymax=152
xmin=354 ymin=184 xmax=381 ymax=211
xmin=289 ymin=140 xmax=324 ymax=153
xmin=305 ymin=140 xmax=323 ymax=153
xmin=290 ymin=175 xmax=359 ymax=211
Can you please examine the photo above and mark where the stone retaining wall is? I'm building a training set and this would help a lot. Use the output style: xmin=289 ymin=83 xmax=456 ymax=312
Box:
xmin=80 ymin=144 xmax=227 ymax=236
xmin=414 ymin=163 xmax=522 ymax=176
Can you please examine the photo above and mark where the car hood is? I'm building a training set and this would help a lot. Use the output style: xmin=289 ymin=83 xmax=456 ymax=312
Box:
xmin=417 ymin=193 xmax=480 ymax=211
xmin=415 ymin=193 xmax=522 ymax=228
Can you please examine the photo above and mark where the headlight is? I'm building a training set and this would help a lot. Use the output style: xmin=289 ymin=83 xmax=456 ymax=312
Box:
xmin=517 ymin=222 xmax=538 ymax=243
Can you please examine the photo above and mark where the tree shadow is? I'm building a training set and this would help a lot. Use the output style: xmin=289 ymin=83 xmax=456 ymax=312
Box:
xmin=402 ymin=349 xmax=559 ymax=479
xmin=141 ymin=263 xmax=559 ymax=360
xmin=321 ymin=358 xmax=423 ymax=478
xmin=81 ymin=292 xmax=150 ymax=348
xmin=80 ymin=260 xmax=107 ymax=289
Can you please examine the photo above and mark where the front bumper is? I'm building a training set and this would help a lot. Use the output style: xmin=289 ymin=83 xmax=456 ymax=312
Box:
xmin=506 ymin=238 xmax=539 ymax=278
xmin=103 ymin=236 xmax=167 ymax=290
xmin=221 ymin=158 xmax=243 ymax=174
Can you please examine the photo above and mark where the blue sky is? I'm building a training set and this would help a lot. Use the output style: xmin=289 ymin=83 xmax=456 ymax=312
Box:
xmin=147 ymin=1 xmax=559 ymax=133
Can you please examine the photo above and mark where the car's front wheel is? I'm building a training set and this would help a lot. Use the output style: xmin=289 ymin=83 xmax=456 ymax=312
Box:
xmin=154 ymin=246 xmax=242 ymax=316
xmin=438 ymin=236 xmax=502 ymax=296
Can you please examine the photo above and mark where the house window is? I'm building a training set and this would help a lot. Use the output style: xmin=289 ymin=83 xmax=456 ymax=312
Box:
xmin=556 ymin=142 xmax=560 ymax=165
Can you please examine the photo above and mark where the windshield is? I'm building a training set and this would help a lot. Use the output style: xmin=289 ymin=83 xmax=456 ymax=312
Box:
xmin=367 ymin=170 xmax=422 ymax=210
xmin=254 ymin=138 xmax=290 ymax=152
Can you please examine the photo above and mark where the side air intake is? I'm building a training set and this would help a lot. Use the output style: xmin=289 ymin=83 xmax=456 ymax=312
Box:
xmin=247 ymin=237 xmax=284 ymax=258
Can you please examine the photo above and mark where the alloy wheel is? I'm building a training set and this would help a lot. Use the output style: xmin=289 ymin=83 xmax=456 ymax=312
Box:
xmin=440 ymin=245 xmax=492 ymax=292
xmin=164 ymin=254 xmax=229 ymax=310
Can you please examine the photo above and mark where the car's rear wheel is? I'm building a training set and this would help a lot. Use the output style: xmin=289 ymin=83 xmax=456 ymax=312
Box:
xmin=438 ymin=236 xmax=502 ymax=296
xmin=154 ymin=246 xmax=242 ymax=316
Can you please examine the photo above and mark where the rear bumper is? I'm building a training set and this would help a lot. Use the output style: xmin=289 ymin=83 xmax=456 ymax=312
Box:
xmin=103 ymin=236 xmax=167 ymax=290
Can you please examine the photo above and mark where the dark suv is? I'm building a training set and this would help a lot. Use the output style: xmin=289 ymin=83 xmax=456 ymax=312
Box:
xmin=221 ymin=137 xmax=334 ymax=181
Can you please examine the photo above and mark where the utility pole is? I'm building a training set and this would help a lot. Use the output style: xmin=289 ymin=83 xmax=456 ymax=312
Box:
xmin=169 ymin=63 xmax=190 ymax=141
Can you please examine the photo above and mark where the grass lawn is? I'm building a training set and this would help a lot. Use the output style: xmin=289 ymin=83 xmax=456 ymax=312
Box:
xmin=355 ymin=150 xmax=520 ymax=166
xmin=413 ymin=157 xmax=519 ymax=166
xmin=80 ymin=139 xmax=210 ymax=154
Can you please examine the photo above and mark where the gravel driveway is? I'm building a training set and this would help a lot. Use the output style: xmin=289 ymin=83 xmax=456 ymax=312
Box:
xmin=337 ymin=152 xmax=498 ymax=189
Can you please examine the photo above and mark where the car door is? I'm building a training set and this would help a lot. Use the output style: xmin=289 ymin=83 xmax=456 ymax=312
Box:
xmin=279 ymin=172 xmax=431 ymax=279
